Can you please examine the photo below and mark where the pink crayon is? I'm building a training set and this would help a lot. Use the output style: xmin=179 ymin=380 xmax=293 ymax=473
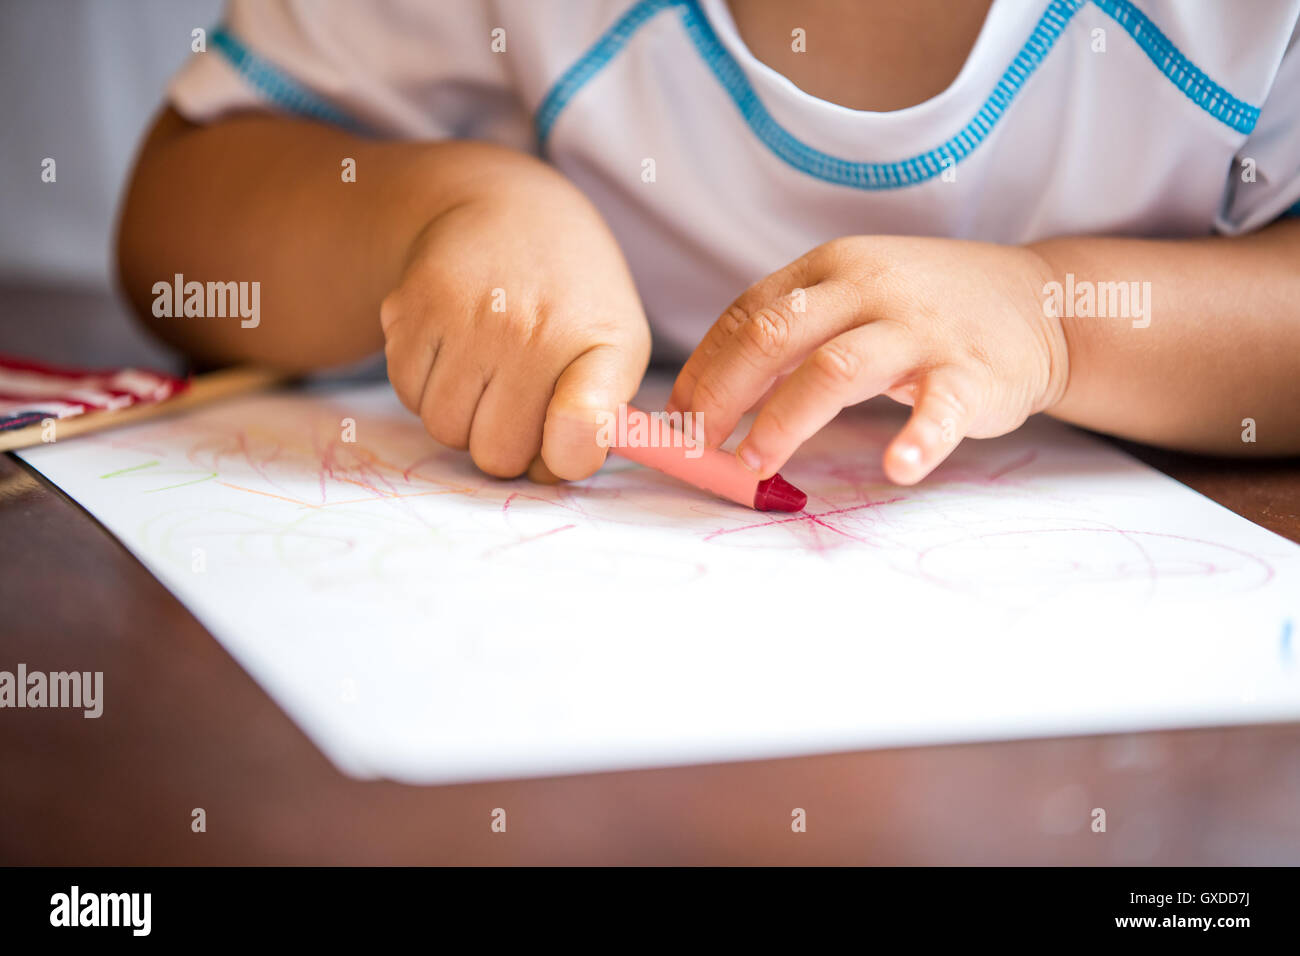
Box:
xmin=607 ymin=405 xmax=806 ymax=512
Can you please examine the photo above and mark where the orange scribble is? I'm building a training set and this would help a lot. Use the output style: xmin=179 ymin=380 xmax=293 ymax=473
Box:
xmin=219 ymin=480 xmax=476 ymax=509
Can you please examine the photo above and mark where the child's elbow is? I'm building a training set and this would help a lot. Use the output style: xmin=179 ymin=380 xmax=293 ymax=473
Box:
xmin=115 ymin=187 xmax=163 ymax=348
xmin=115 ymin=108 xmax=202 ymax=359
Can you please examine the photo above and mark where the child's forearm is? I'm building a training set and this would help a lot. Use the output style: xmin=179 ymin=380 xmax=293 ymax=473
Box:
xmin=1030 ymin=219 xmax=1300 ymax=455
xmin=116 ymin=108 xmax=551 ymax=369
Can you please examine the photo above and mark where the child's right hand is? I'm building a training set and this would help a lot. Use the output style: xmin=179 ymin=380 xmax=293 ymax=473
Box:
xmin=381 ymin=162 xmax=651 ymax=481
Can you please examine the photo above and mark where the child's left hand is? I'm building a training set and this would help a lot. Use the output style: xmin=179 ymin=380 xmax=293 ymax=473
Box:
xmin=667 ymin=236 xmax=1072 ymax=484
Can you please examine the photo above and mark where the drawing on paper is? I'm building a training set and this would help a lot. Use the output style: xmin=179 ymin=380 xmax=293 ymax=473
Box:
xmin=18 ymin=378 xmax=1300 ymax=783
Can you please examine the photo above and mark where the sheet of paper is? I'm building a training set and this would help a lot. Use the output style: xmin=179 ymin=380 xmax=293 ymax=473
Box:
xmin=17 ymin=379 xmax=1300 ymax=782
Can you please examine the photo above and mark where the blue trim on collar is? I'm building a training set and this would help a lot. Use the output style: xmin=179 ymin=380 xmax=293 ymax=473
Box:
xmin=536 ymin=0 xmax=1261 ymax=190
xmin=1092 ymin=0 xmax=1258 ymax=134
xmin=535 ymin=0 xmax=681 ymax=145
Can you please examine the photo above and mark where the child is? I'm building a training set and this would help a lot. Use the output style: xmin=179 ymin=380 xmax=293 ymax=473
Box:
xmin=117 ymin=0 xmax=1300 ymax=487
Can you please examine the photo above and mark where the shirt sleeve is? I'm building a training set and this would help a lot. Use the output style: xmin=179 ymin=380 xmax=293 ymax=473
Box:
xmin=167 ymin=0 xmax=533 ymax=148
xmin=1217 ymin=16 xmax=1300 ymax=233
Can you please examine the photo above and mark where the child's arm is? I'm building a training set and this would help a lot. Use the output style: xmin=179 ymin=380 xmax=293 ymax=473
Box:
xmin=667 ymin=220 xmax=1300 ymax=485
xmin=118 ymin=108 xmax=650 ymax=480
xmin=120 ymin=108 xmax=507 ymax=368
xmin=1032 ymin=222 xmax=1300 ymax=454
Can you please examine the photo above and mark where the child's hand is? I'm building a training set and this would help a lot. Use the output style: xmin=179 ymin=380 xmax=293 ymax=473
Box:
xmin=382 ymin=166 xmax=650 ymax=480
xmin=667 ymin=237 xmax=1070 ymax=484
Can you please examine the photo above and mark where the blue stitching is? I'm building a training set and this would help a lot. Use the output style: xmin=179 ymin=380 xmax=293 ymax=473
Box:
xmin=679 ymin=0 xmax=1088 ymax=189
xmin=535 ymin=0 xmax=680 ymax=144
xmin=210 ymin=26 xmax=364 ymax=132
xmin=537 ymin=0 xmax=1262 ymax=190
xmin=1092 ymin=0 xmax=1258 ymax=134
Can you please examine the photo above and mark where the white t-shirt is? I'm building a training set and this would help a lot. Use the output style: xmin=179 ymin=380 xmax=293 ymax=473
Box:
xmin=169 ymin=0 xmax=1300 ymax=358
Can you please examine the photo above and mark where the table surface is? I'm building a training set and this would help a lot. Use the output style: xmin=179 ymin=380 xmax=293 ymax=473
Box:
xmin=3 ymin=283 xmax=1299 ymax=865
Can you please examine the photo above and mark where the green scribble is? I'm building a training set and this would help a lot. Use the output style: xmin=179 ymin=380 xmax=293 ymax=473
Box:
xmin=99 ymin=460 xmax=160 ymax=479
xmin=144 ymin=472 xmax=219 ymax=493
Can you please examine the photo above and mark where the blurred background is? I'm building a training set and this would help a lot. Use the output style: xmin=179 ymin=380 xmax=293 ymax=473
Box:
xmin=0 ymin=0 xmax=222 ymax=368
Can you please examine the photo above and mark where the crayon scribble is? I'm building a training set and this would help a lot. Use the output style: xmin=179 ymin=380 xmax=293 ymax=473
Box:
xmin=76 ymin=386 xmax=1283 ymax=606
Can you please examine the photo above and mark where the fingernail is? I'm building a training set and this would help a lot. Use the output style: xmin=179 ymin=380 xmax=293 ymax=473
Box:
xmin=738 ymin=443 xmax=762 ymax=473
xmin=894 ymin=443 xmax=922 ymax=466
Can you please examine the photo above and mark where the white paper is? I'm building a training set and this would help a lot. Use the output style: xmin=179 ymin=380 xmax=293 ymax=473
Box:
xmin=18 ymin=379 xmax=1300 ymax=782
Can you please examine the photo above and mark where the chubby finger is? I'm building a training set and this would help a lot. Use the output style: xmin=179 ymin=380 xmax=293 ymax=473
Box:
xmin=679 ymin=279 xmax=866 ymax=447
xmin=883 ymin=367 xmax=979 ymax=485
xmin=542 ymin=343 xmax=645 ymax=481
xmin=736 ymin=322 xmax=916 ymax=478
xmin=417 ymin=344 xmax=489 ymax=451
xmin=382 ymin=311 xmax=439 ymax=415
xmin=468 ymin=366 xmax=552 ymax=478
xmin=526 ymin=454 xmax=561 ymax=485
xmin=667 ymin=254 xmax=820 ymax=417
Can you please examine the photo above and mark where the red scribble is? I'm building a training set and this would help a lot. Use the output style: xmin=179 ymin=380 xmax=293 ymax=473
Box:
xmin=402 ymin=452 xmax=440 ymax=482
xmin=481 ymin=523 xmax=576 ymax=557
xmin=703 ymin=496 xmax=905 ymax=544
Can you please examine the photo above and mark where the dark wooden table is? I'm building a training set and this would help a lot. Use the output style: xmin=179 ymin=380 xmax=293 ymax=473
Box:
xmin=2 ymin=283 xmax=1299 ymax=864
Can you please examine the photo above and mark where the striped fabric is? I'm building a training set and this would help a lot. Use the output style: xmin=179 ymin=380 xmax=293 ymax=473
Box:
xmin=0 ymin=355 xmax=188 ymax=432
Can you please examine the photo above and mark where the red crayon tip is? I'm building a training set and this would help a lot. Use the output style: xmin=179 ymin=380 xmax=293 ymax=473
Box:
xmin=752 ymin=473 xmax=807 ymax=512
